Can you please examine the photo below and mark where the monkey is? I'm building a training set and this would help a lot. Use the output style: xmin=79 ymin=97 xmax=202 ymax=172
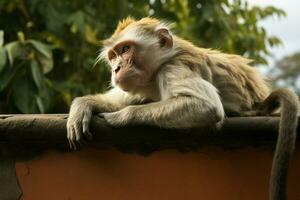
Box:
xmin=66 ymin=17 xmax=299 ymax=200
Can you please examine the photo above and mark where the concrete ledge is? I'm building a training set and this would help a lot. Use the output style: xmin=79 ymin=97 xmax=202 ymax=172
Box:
xmin=0 ymin=114 xmax=299 ymax=150
xmin=0 ymin=114 xmax=299 ymax=157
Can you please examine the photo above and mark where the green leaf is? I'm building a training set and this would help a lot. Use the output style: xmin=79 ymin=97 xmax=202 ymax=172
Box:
xmin=268 ymin=36 xmax=281 ymax=47
xmin=27 ymin=40 xmax=52 ymax=59
xmin=36 ymin=52 xmax=54 ymax=74
xmin=38 ymin=80 xmax=52 ymax=113
xmin=36 ymin=96 xmax=45 ymax=113
xmin=30 ymin=60 xmax=43 ymax=89
xmin=0 ymin=47 xmax=7 ymax=73
xmin=5 ymin=41 xmax=22 ymax=66
xmin=17 ymin=31 xmax=25 ymax=43
xmin=0 ymin=63 xmax=18 ymax=92
xmin=68 ymin=11 xmax=85 ymax=34
xmin=28 ymin=40 xmax=53 ymax=73
xmin=12 ymin=75 xmax=39 ymax=113
xmin=84 ymin=25 xmax=99 ymax=44
xmin=0 ymin=30 xmax=4 ymax=47
xmin=30 ymin=60 xmax=51 ymax=113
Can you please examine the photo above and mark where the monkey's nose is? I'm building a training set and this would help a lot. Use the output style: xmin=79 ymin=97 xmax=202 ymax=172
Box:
xmin=114 ymin=66 xmax=121 ymax=73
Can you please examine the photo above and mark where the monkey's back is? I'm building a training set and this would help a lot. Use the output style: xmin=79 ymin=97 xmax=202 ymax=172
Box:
xmin=174 ymin=37 xmax=270 ymax=115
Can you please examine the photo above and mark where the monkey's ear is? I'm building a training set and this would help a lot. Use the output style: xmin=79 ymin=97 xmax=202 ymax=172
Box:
xmin=156 ymin=28 xmax=173 ymax=49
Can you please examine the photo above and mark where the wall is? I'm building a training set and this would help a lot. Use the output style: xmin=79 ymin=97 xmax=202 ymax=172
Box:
xmin=16 ymin=147 xmax=300 ymax=200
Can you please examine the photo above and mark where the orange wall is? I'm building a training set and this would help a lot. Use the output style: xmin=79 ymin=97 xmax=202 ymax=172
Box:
xmin=16 ymin=147 xmax=300 ymax=200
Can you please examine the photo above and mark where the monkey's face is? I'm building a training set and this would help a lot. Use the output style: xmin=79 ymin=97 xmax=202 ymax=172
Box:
xmin=107 ymin=41 xmax=146 ymax=92
xmin=103 ymin=21 xmax=174 ymax=93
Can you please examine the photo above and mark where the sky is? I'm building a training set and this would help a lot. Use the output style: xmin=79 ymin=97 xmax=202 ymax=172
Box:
xmin=247 ymin=0 xmax=300 ymax=67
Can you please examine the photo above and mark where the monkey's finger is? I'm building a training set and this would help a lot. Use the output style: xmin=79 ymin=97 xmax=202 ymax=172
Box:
xmin=74 ymin=123 xmax=83 ymax=143
xmin=68 ymin=138 xmax=77 ymax=150
xmin=68 ymin=139 xmax=76 ymax=150
xmin=75 ymin=124 xmax=86 ymax=147
xmin=67 ymin=124 xmax=71 ymax=141
xmin=71 ymin=126 xmax=78 ymax=150
xmin=67 ymin=125 xmax=76 ymax=150
xmin=82 ymin=112 xmax=93 ymax=140
xmin=98 ymin=113 xmax=104 ymax=118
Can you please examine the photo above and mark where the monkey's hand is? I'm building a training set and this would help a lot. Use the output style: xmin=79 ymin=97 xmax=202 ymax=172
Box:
xmin=67 ymin=98 xmax=93 ymax=149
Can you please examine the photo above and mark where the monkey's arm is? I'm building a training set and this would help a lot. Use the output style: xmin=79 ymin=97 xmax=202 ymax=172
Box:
xmin=102 ymin=74 xmax=225 ymax=128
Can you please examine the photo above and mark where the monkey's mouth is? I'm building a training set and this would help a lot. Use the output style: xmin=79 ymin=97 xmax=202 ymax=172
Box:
xmin=115 ymin=75 xmax=140 ymax=91
xmin=116 ymin=73 xmax=137 ymax=84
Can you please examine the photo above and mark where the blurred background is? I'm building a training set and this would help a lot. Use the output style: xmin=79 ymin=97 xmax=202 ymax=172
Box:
xmin=0 ymin=0 xmax=299 ymax=114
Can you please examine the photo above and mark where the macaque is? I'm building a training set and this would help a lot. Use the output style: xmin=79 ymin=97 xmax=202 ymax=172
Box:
xmin=67 ymin=17 xmax=299 ymax=200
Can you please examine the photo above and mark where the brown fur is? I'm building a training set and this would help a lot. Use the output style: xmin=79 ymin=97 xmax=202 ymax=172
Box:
xmin=165 ymin=36 xmax=271 ymax=115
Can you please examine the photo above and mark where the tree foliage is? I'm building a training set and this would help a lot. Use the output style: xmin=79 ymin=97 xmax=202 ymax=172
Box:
xmin=269 ymin=52 xmax=300 ymax=94
xmin=0 ymin=0 xmax=285 ymax=113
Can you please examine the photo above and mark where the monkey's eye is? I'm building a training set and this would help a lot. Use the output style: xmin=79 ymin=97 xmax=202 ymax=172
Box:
xmin=108 ymin=51 xmax=116 ymax=61
xmin=121 ymin=45 xmax=130 ymax=54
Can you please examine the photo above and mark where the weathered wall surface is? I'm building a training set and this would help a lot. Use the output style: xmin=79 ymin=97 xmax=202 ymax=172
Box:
xmin=16 ymin=147 xmax=300 ymax=200
xmin=0 ymin=115 xmax=298 ymax=200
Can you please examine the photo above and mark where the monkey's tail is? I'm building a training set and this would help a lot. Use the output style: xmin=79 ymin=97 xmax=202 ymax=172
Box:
xmin=259 ymin=89 xmax=299 ymax=200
